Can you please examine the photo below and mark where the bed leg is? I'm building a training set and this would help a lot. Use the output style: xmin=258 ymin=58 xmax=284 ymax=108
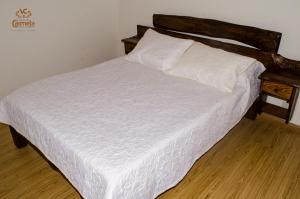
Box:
xmin=48 ymin=161 xmax=59 ymax=171
xmin=9 ymin=126 xmax=28 ymax=148
xmin=245 ymin=99 xmax=259 ymax=120
xmin=245 ymin=110 xmax=257 ymax=120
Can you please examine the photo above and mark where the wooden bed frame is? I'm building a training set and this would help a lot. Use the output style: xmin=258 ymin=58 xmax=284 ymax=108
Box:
xmin=7 ymin=14 xmax=299 ymax=196
xmin=10 ymin=14 xmax=287 ymax=150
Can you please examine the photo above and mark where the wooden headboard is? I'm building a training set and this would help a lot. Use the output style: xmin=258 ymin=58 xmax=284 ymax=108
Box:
xmin=152 ymin=14 xmax=282 ymax=53
xmin=136 ymin=14 xmax=283 ymax=69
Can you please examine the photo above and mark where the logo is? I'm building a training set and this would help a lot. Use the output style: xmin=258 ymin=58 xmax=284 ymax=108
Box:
xmin=12 ymin=8 xmax=35 ymax=30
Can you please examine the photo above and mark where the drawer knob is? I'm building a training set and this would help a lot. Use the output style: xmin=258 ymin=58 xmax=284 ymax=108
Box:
xmin=274 ymin=88 xmax=279 ymax=93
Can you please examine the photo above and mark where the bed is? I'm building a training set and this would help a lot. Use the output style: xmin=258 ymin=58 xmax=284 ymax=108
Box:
xmin=0 ymin=14 xmax=283 ymax=199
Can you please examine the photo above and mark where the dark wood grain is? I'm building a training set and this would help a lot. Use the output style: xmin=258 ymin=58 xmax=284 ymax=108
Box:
xmin=272 ymin=54 xmax=300 ymax=75
xmin=153 ymin=14 xmax=282 ymax=52
xmin=260 ymin=70 xmax=300 ymax=88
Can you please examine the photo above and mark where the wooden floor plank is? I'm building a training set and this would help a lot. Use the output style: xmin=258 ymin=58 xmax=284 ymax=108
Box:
xmin=0 ymin=114 xmax=299 ymax=199
xmin=0 ymin=123 xmax=6 ymax=130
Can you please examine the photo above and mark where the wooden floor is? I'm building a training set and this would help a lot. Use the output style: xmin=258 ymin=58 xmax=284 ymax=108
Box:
xmin=0 ymin=114 xmax=300 ymax=199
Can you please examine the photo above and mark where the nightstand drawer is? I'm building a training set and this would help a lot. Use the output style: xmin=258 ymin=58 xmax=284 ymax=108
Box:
xmin=262 ymin=80 xmax=293 ymax=100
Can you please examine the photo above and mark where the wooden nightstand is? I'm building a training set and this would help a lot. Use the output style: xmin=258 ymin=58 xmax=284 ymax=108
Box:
xmin=259 ymin=70 xmax=300 ymax=123
xmin=121 ymin=36 xmax=139 ymax=54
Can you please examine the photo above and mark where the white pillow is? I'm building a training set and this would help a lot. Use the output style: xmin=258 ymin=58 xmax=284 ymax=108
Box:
xmin=165 ymin=42 xmax=257 ymax=92
xmin=126 ymin=29 xmax=194 ymax=71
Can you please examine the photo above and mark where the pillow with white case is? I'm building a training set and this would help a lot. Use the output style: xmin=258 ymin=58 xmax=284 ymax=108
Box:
xmin=165 ymin=42 xmax=257 ymax=92
xmin=126 ymin=29 xmax=194 ymax=71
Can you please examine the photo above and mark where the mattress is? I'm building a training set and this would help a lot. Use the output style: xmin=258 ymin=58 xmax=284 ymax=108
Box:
xmin=0 ymin=57 xmax=264 ymax=199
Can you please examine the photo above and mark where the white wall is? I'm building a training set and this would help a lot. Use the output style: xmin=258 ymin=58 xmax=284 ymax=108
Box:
xmin=0 ymin=0 xmax=119 ymax=96
xmin=118 ymin=0 xmax=300 ymax=125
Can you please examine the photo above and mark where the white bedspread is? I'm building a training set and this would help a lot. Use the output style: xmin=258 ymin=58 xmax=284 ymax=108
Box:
xmin=0 ymin=57 xmax=263 ymax=199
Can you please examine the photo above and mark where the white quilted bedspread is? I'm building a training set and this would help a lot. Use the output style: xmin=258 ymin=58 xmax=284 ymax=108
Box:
xmin=0 ymin=57 xmax=262 ymax=199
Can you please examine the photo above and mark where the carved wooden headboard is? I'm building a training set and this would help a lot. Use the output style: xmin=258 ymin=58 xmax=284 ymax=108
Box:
xmin=135 ymin=14 xmax=283 ymax=69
